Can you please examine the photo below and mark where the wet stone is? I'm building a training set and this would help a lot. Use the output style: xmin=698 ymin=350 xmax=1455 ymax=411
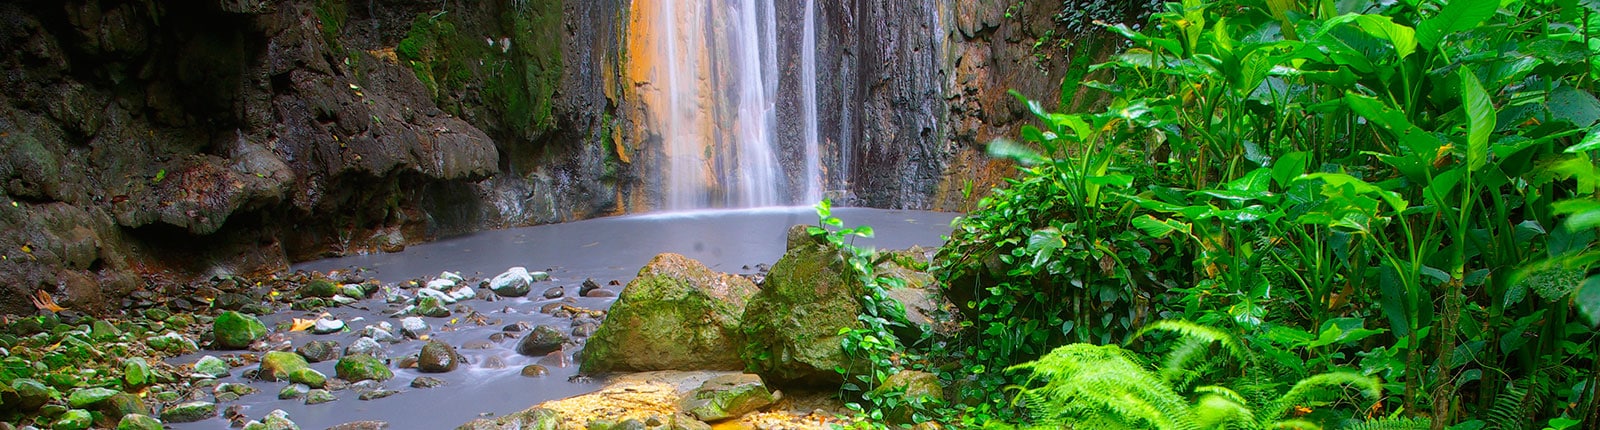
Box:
xmin=305 ymin=389 xmax=336 ymax=405
xmin=345 ymin=337 xmax=386 ymax=359
xmin=312 ymin=318 xmax=345 ymax=334
xmin=410 ymin=376 xmax=446 ymax=389
xmin=194 ymin=355 xmax=230 ymax=377
xmin=399 ymin=317 xmax=429 ymax=339
xmin=417 ymin=340 xmax=460 ymax=373
xmin=515 ymin=325 xmax=568 ymax=357
xmin=116 ymin=413 xmax=163 ymax=430
xmin=278 ymin=384 xmax=310 ymax=400
xmin=520 ymin=365 xmax=548 ymax=377
xmin=161 ymin=401 xmax=218 ymax=423
xmin=297 ymin=340 xmax=341 ymax=363
xmin=358 ymin=389 xmax=399 ymax=401
xmin=580 ymin=278 xmax=602 ymax=296
xmin=583 ymin=289 xmax=618 ymax=298
xmin=542 ymin=287 xmax=564 ymax=299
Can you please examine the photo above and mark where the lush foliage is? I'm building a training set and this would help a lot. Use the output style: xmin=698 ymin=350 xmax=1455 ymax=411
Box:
xmin=928 ymin=0 xmax=1600 ymax=427
xmin=809 ymin=200 xmax=944 ymax=426
xmin=1009 ymin=320 xmax=1416 ymax=430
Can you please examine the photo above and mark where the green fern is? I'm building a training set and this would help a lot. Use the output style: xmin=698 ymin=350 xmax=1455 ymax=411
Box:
xmin=1337 ymin=417 xmax=1432 ymax=430
xmin=1007 ymin=320 xmax=1419 ymax=430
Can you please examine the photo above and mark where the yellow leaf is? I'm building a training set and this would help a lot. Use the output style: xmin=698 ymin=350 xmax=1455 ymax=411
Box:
xmin=289 ymin=318 xmax=315 ymax=332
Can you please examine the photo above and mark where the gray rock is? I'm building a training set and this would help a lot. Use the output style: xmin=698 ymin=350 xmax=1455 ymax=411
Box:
xmin=580 ymin=278 xmax=602 ymax=296
xmin=541 ymin=287 xmax=564 ymax=299
xmin=311 ymin=317 xmax=345 ymax=334
xmin=400 ymin=317 xmax=430 ymax=339
xmin=447 ymin=286 xmax=477 ymax=302
xmin=489 ymin=267 xmax=534 ymax=297
xmin=410 ymin=376 xmax=446 ymax=389
xmin=358 ymin=389 xmax=399 ymax=401
xmin=296 ymin=340 xmax=341 ymax=363
xmin=344 ymin=337 xmax=387 ymax=359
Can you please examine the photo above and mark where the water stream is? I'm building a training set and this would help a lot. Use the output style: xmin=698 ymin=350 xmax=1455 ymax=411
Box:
xmin=172 ymin=208 xmax=956 ymax=429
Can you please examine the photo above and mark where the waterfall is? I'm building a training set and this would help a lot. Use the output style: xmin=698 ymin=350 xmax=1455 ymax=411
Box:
xmin=800 ymin=0 xmax=822 ymax=204
xmin=643 ymin=0 xmax=821 ymax=211
xmin=729 ymin=0 xmax=781 ymax=207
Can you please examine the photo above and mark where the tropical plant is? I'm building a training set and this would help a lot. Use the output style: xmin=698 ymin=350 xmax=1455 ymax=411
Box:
xmin=931 ymin=0 xmax=1600 ymax=427
xmin=1008 ymin=321 xmax=1425 ymax=430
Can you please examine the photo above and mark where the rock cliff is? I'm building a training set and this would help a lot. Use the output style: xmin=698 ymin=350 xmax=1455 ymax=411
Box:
xmin=0 ymin=0 xmax=1145 ymax=313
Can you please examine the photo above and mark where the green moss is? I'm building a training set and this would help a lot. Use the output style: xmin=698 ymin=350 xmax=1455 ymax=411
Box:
xmin=392 ymin=2 xmax=564 ymax=139
xmin=312 ymin=0 xmax=348 ymax=51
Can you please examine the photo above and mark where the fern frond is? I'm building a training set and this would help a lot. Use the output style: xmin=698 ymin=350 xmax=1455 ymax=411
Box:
xmin=1009 ymin=343 xmax=1199 ymax=430
xmin=1337 ymin=416 xmax=1431 ymax=430
xmin=1132 ymin=320 xmax=1252 ymax=369
xmin=1194 ymin=392 xmax=1257 ymax=429
xmin=1261 ymin=372 xmax=1382 ymax=426
xmin=1271 ymin=418 xmax=1324 ymax=430
xmin=1484 ymin=377 xmax=1552 ymax=430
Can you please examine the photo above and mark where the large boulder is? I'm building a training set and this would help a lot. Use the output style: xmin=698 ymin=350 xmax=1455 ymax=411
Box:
xmin=581 ymin=253 xmax=759 ymax=373
xmin=739 ymin=226 xmax=864 ymax=388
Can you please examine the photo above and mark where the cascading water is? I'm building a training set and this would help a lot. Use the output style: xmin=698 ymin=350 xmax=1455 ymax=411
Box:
xmin=651 ymin=0 xmax=775 ymax=210
xmin=641 ymin=0 xmax=824 ymax=211
xmin=800 ymin=0 xmax=822 ymax=204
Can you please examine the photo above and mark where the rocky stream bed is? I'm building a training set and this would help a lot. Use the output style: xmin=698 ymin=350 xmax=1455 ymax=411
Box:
xmin=0 ymin=208 xmax=957 ymax=430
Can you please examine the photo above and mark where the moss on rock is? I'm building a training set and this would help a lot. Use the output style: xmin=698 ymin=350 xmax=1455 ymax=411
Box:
xmin=581 ymin=253 xmax=758 ymax=373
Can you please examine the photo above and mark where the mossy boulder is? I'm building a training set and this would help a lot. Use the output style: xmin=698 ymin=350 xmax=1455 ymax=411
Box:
xmin=739 ymin=225 xmax=865 ymax=388
xmin=582 ymin=253 xmax=759 ymax=373
xmin=335 ymin=354 xmax=392 ymax=382
xmin=678 ymin=374 xmax=779 ymax=422
xmin=161 ymin=401 xmax=217 ymax=423
xmin=212 ymin=311 xmax=267 ymax=349
xmin=258 ymin=351 xmax=310 ymax=382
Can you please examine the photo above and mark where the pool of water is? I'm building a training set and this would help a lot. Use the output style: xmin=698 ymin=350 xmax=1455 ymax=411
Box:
xmin=169 ymin=207 xmax=959 ymax=429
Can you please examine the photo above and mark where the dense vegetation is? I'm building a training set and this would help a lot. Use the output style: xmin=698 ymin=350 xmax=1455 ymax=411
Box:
xmin=834 ymin=0 xmax=1600 ymax=428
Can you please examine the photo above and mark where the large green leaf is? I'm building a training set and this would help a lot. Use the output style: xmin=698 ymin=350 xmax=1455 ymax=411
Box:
xmin=1459 ymin=69 xmax=1495 ymax=172
xmin=1319 ymin=14 xmax=1418 ymax=59
xmin=1132 ymin=215 xmax=1191 ymax=238
xmin=1416 ymin=0 xmax=1498 ymax=51
xmin=1549 ymin=85 xmax=1600 ymax=128
xmin=1570 ymin=125 xmax=1600 ymax=153
xmin=1575 ymin=275 xmax=1600 ymax=327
